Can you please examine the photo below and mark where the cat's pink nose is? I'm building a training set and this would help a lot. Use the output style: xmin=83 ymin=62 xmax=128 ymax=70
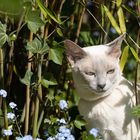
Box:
xmin=97 ymin=84 xmax=106 ymax=89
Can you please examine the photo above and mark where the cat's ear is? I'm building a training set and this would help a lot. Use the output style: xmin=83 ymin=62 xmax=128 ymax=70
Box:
xmin=106 ymin=34 xmax=125 ymax=58
xmin=64 ymin=39 xmax=87 ymax=66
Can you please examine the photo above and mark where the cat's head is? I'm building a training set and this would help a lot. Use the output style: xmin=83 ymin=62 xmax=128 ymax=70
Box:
xmin=65 ymin=35 xmax=125 ymax=100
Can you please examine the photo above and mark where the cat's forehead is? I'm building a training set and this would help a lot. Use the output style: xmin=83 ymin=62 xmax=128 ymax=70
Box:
xmin=83 ymin=45 xmax=107 ymax=56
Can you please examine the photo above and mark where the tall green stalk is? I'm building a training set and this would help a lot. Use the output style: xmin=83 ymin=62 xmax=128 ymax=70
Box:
xmin=32 ymin=54 xmax=43 ymax=138
xmin=0 ymin=49 xmax=9 ymax=140
xmin=24 ymin=32 xmax=33 ymax=135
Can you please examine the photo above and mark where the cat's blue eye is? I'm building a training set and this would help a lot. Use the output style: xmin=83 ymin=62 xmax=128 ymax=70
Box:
xmin=85 ymin=71 xmax=96 ymax=76
xmin=107 ymin=69 xmax=115 ymax=74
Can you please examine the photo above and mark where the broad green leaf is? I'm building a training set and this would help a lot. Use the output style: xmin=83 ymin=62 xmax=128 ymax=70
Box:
xmin=49 ymin=47 xmax=64 ymax=65
xmin=103 ymin=5 xmax=121 ymax=34
xmin=120 ymin=46 xmax=129 ymax=72
xmin=26 ymin=38 xmax=49 ymax=54
xmin=0 ymin=22 xmax=8 ymax=48
xmin=36 ymin=0 xmax=61 ymax=24
xmin=41 ymin=78 xmax=57 ymax=88
xmin=74 ymin=115 xmax=87 ymax=130
xmin=117 ymin=7 xmax=126 ymax=33
xmin=130 ymin=47 xmax=140 ymax=61
xmin=20 ymin=70 xmax=33 ymax=85
xmin=0 ymin=0 xmax=22 ymax=15
xmin=25 ymin=10 xmax=44 ymax=33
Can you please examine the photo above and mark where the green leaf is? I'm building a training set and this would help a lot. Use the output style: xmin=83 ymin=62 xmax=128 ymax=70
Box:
xmin=0 ymin=22 xmax=8 ymax=47
xmin=120 ymin=46 xmax=129 ymax=72
xmin=117 ymin=7 xmax=126 ymax=33
xmin=74 ymin=115 xmax=87 ymax=130
xmin=80 ymin=31 xmax=94 ymax=45
xmin=122 ymin=5 xmax=138 ymax=17
xmin=103 ymin=5 xmax=121 ymax=34
xmin=46 ymin=89 xmax=55 ymax=101
xmin=36 ymin=0 xmax=61 ymax=24
xmin=116 ymin=0 xmax=122 ymax=7
xmin=87 ymin=135 xmax=96 ymax=140
xmin=20 ymin=70 xmax=33 ymax=85
xmin=41 ymin=78 xmax=57 ymax=88
xmin=56 ymin=28 xmax=63 ymax=37
xmin=26 ymin=38 xmax=49 ymax=54
xmin=49 ymin=47 xmax=64 ymax=65
xmin=25 ymin=10 xmax=44 ymax=33
xmin=130 ymin=47 xmax=140 ymax=62
xmin=132 ymin=105 xmax=140 ymax=117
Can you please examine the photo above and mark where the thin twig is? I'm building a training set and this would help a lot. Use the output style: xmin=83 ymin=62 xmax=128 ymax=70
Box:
xmin=75 ymin=1 xmax=87 ymax=43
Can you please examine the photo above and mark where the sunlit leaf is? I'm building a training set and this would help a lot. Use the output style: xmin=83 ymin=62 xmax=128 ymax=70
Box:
xmin=117 ymin=7 xmax=126 ymax=33
xmin=20 ymin=70 xmax=33 ymax=85
xmin=56 ymin=28 xmax=63 ymax=37
xmin=36 ymin=0 xmax=61 ymax=24
xmin=130 ymin=47 xmax=140 ymax=61
xmin=25 ymin=10 xmax=44 ymax=33
xmin=49 ymin=47 xmax=64 ymax=65
xmin=41 ymin=78 xmax=57 ymax=88
xmin=26 ymin=38 xmax=49 ymax=54
xmin=0 ymin=22 xmax=8 ymax=48
xmin=103 ymin=5 xmax=121 ymax=34
xmin=116 ymin=0 xmax=122 ymax=7
xmin=132 ymin=105 xmax=140 ymax=117
xmin=120 ymin=46 xmax=129 ymax=72
xmin=74 ymin=115 xmax=87 ymax=130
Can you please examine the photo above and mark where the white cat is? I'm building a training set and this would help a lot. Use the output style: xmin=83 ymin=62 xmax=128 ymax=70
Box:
xmin=65 ymin=35 xmax=140 ymax=140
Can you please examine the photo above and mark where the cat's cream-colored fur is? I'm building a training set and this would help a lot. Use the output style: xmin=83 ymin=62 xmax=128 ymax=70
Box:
xmin=65 ymin=35 xmax=140 ymax=140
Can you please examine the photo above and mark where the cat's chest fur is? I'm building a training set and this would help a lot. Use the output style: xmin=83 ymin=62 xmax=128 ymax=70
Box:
xmin=78 ymin=77 xmax=138 ymax=140
xmin=78 ymin=78 xmax=135 ymax=129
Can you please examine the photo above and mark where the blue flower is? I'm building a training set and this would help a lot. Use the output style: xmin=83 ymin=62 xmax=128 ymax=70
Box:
xmin=0 ymin=89 xmax=7 ymax=98
xmin=57 ymin=118 xmax=67 ymax=124
xmin=89 ymin=128 xmax=99 ymax=138
xmin=66 ymin=134 xmax=75 ymax=140
xmin=55 ymin=133 xmax=65 ymax=140
xmin=3 ymin=129 xmax=12 ymax=136
xmin=9 ymin=102 xmax=17 ymax=109
xmin=7 ymin=112 xmax=15 ymax=120
xmin=59 ymin=100 xmax=68 ymax=110
xmin=16 ymin=135 xmax=33 ymax=140
xmin=47 ymin=137 xmax=55 ymax=140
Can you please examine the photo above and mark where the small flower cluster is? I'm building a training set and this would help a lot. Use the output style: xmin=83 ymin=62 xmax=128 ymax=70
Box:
xmin=47 ymin=125 xmax=75 ymax=140
xmin=1 ymin=89 xmax=18 ymax=137
xmin=89 ymin=128 xmax=99 ymax=138
xmin=47 ymin=100 xmax=75 ymax=140
xmin=16 ymin=135 xmax=42 ymax=140
xmin=59 ymin=100 xmax=68 ymax=110
xmin=2 ymin=129 xmax=12 ymax=136
xmin=0 ymin=89 xmax=7 ymax=98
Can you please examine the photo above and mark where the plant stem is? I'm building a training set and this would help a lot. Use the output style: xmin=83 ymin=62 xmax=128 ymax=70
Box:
xmin=0 ymin=48 xmax=4 ymax=108
xmin=32 ymin=54 xmax=43 ymax=138
xmin=0 ymin=48 xmax=9 ymax=140
xmin=24 ymin=32 xmax=33 ymax=135
xmin=75 ymin=1 xmax=86 ymax=43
